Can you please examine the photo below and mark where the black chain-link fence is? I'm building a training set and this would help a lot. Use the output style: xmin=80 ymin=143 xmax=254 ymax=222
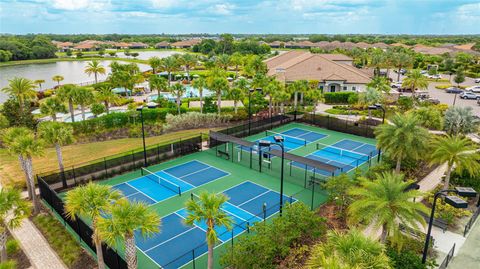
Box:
xmin=299 ymin=112 xmax=378 ymax=138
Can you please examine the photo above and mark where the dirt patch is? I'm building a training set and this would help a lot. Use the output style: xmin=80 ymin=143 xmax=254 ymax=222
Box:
xmin=317 ymin=202 xmax=348 ymax=231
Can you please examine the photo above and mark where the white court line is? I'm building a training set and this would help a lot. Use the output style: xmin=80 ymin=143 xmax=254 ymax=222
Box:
xmin=144 ymin=226 xmax=198 ymax=253
xmin=125 ymin=182 xmax=157 ymax=203
xmin=174 ymin=212 xmax=208 ymax=233
xmin=238 ymin=190 xmax=271 ymax=207
xmin=158 ymin=170 xmax=195 ymax=188
xmin=179 ymin=166 xmax=211 ymax=179
xmin=136 ymin=246 xmax=163 ymax=268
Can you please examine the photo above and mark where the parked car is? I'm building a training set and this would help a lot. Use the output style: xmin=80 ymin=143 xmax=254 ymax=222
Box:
xmin=466 ymin=86 xmax=480 ymax=93
xmin=394 ymin=69 xmax=407 ymax=75
xmin=475 ymin=78 xmax=480 ymax=83
xmin=459 ymin=92 xmax=480 ymax=100
xmin=427 ymin=74 xmax=442 ymax=79
xmin=391 ymin=82 xmax=403 ymax=88
xmin=445 ymin=87 xmax=463 ymax=94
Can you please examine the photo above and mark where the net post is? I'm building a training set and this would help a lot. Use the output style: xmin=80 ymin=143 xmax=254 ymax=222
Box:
xmin=263 ymin=203 xmax=266 ymax=222
xmin=190 ymin=193 xmax=194 ymax=201
xmin=192 ymin=249 xmax=196 ymax=269
xmin=246 ymin=222 xmax=250 ymax=233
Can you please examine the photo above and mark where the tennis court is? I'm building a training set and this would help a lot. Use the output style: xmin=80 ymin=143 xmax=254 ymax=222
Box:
xmin=113 ymin=160 xmax=229 ymax=205
xmin=136 ymin=181 xmax=295 ymax=269
xmin=240 ymin=127 xmax=327 ymax=152
xmin=290 ymin=138 xmax=378 ymax=176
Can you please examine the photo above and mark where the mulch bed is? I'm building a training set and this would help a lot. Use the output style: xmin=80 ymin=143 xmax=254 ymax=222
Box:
xmin=6 ymin=230 xmax=31 ymax=269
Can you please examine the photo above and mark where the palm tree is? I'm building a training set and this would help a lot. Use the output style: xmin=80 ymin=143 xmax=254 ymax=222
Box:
xmin=179 ymin=54 xmax=197 ymax=81
xmin=96 ymin=85 xmax=119 ymax=114
xmin=230 ymin=52 xmax=243 ymax=78
xmin=169 ymin=83 xmax=186 ymax=114
xmin=264 ymin=79 xmax=283 ymax=118
xmin=369 ymin=50 xmax=385 ymax=77
xmin=348 ymin=172 xmax=428 ymax=244
xmin=75 ymin=87 xmax=95 ymax=121
xmin=227 ymin=86 xmax=244 ymax=114
xmin=208 ymin=76 xmax=229 ymax=114
xmin=98 ymin=199 xmax=160 ymax=269
xmin=288 ymin=80 xmax=308 ymax=113
xmin=184 ymin=192 xmax=233 ymax=269
xmin=1 ymin=77 xmax=37 ymax=115
xmin=160 ymin=56 xmax=180 ymax=86
xmin=52 ymin=75 xmax=64 ymax=86
xmin=359 ymin=88 xmax=383 ymax=119
xmin=148 ymin=56 xmax=162 ymax=74
xmin=306 ymin=229 xmax=392 ymax=269
xmin=64 ymin=183 xmax=122 ymax=269
xmin=38 ymin=122 xmax=75 ymax=188
xmin=192 ymin=77 xmax=206 ymax=113
xmin=56 ymin=84 xmax=79 ymax=123
xmin=444 ymin=106 xmax=478 ymax=135
xmin=392 ymin=53 xmax=413 ymax=82
xmin=40 ymin=96 xmax=67 ymax=121
xmin=1 ymin=127 xmax=44 ymax=214
xmin=367 ymin=76 xmax=391 ymax=94
xmin=34 ymin=79 xmax=45 ymax=90
xmin=374 ymin=113 xmax=430 ymax=173
xmin=149 ymin=75 xmax=168 ymax=101
xmin=85 ymin=60 xmax=106 ymax=84
xmin=0 ymin=187 xmax=31 ymax=262
xmin=215 ymin=54 xmax=231 ymax=71
xmin=273 ymin=88 xmax=291 ymax=114
xmin=402 ymin=69 xmax=428 ymax=99
xmin=244 ymin=55 xmax=267 ymax=77
xmin=430 ymin=135 xmax=480 ymax=190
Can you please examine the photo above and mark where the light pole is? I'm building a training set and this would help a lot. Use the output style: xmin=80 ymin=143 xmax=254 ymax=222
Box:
xmin=137 ymin=107 xmax=147 ymax=167
xmin=422 ymin=187 xmax=477 ymax=264
xmin=258 ymin=135 xmax=285 ymax=216
xmin=368 ymin=103 xmax=385 ymax=162
xmin=248 ymin=88 xmax=262 ymax=136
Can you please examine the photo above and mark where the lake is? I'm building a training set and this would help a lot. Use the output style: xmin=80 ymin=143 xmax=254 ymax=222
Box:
xmin=115 ymin=50 xmax=184 ymax=60
xmin=0 ymin=60 xmax=150 ymax=103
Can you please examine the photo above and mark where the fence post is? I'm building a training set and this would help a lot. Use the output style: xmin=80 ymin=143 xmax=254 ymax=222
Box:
xmin=103 ymin=157 xmax=108 ymax=179
xmin=131 ymin=150 xmax=135 ymax=169
xmin=192 ymin=249 xmax=196 ymax=269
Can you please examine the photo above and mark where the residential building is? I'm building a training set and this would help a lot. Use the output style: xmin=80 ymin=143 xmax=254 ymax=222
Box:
xmin=170 ymin=39 xmax=201 ymax=48
xmin=265 ymin=51 xmax=372 ymax=92
xmin=129 ymin=42 xmax=149 ymax=49
xmin=155 ymin=41 xmax=171 ymax=49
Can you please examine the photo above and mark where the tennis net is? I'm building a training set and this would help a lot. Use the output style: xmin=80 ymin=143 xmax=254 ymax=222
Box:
xmin=316 ymin=142 xmax=370 ymax=162
xmin=265 ymin=130 xmax=307 ymax=146
xmin=141 ymin=167 xmax=181 ymax=195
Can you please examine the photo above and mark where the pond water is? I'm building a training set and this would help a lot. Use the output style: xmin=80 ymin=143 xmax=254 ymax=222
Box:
xmin=0 ymin=60 xmax=150 ymax=103
xmin=115 ymin=50 xmax=183 ymax=60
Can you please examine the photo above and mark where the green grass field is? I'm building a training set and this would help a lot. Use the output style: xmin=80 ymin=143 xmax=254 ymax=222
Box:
xmin=56 ymin=122 xmax=378 ymax=269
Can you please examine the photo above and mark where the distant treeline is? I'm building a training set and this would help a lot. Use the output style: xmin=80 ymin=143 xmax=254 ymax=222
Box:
xmin=0 ymin=35 xmax=57 ymax=61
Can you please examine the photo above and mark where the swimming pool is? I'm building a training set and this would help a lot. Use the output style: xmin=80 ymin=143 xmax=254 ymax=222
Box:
xmin=147 ymin=85 xmax=214 ymax=102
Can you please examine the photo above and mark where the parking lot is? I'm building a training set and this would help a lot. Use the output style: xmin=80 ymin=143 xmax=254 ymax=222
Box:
xmin=390 ymin=73 xmax=480 ymax=116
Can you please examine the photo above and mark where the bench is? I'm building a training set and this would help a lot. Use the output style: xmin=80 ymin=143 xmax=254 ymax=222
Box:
xmin=421 ymin=212 xmax=448 ymax=232
xmin=217 ymin=150 xmax=230 ymax=160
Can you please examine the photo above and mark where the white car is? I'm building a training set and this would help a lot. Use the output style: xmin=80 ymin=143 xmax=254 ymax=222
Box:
xmin=427 ymin=74 xmax=442 ymax=79
xmin=475 ymin=78 xmax=480 ymax=83
xmin=466 ymin=86 xmax=480 ymax=93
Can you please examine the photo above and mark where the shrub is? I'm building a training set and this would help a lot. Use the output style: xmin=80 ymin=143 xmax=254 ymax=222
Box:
xmin=220 ymin=203 xmax=326 ymax=269
xmin=425 ymin=190 xmax=472 ymax=226
xmin=397 ymin=96 xmax=414 ymax=111
xmin=5 ymin=239 xmax=19 ymax=255
xmin=0 ymin=260 xmax=17 ymax=269
xmin=163 ymin=112 xmax=232 ymax=131
xmin=386 ymin=246 xmax=426 ymax=269
xmin=324 ymin=92 xmax=358 ymax=104
xmin=411 ymin=107 xmax=443 ymax=130
xmin=444 ymin=106 xmax=479 ymax=135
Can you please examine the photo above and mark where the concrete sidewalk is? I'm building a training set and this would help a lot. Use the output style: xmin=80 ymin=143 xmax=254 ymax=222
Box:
xmin=9 ymin=217 xmax=68 ymax=269
xmin=448 ymin=216 xmax=480 ymax=268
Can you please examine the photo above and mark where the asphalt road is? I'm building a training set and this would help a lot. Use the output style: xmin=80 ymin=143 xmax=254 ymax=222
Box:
xmin=390 ymin=72 xmax=480 ymax=116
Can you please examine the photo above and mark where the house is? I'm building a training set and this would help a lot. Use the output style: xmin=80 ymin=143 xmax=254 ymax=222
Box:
xmin=354 ymin=42 xmax=372 ymax=49
xmin=129 ymin=42 xmax=149 ymax=49
xmin=73 ymin=42 xmax=97 ymax=51
xmin=371 ymin=42 xmax=389 ymax=50
xmin=170 ymin=39 xmax=201 ymax=48
xmin=412 ymin=44 xmax=453 ymax=55
xmin=268 ymin=41 xmax=283 ymax=48
xmin=113 ymin=42 xmax=131 ymax=49
xmin=264 ymin=51 xmax=372 ymax=92
xmin=155 ymin=41 xmax=171 ymax=49
xmin=54 ymin=41 xmax=74 ymax=52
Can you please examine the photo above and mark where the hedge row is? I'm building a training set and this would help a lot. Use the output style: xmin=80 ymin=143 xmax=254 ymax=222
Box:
xmin=70 ymin=107 xmax=182 ymax=134
xmin=323 ymin=92 xmax=358 ymax=104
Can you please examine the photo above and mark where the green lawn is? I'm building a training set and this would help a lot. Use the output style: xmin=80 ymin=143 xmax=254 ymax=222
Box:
xmin=0 ymin=128 xmax=211 ymax=187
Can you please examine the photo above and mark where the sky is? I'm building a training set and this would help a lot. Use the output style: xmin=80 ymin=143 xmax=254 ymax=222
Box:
xmin=0 ymin=0 xmax=479 ymax=35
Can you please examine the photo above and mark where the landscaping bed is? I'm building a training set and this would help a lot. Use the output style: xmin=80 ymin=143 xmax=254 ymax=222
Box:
xmin=2 ymin=230 xmax=31 ymax=269
xmin=31 ymin=204 xmax=96 ymax=269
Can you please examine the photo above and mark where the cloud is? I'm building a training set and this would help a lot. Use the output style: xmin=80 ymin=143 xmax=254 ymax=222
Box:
xmin=208 ymin=3 xmax=235 ymax=15
xmin=50 ymin=0 xmax=111 ymax=11
xmin=150 ymin=0 xmax=178 ymax=9
xmin=456 ymin=2 xmax=480 ymax=20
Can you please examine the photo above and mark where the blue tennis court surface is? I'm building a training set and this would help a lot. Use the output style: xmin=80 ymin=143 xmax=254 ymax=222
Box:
xmin=291 ymin=139 xmax=377 ymax=176
xmin=112 ymin=160 xmax=229 ymax=205
xmin=240 ymin=128 xmax=327 ymax=152
xmin=136 ymin=181 xmax=296 ymax=269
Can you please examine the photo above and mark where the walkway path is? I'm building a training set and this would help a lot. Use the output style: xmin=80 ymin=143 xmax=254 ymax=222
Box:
xmin=10 ymin=216 xmax=68 ymax=269
xmin=448 ymin=215 xmax=480 ymax=268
